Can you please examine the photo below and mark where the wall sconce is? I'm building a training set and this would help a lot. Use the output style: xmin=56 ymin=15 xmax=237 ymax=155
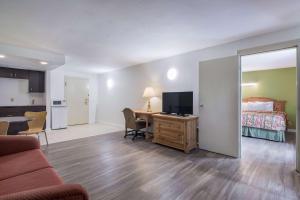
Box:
xmin=242 ymin=82 xmax=258 ymax=87
xmin=106 ymin=78 xmax=114 ymax=89
xmin=167 ymin=68 xmax=178 ymax=80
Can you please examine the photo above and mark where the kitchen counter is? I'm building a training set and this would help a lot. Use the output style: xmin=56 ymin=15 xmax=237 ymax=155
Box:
xmin=0 ymin=105 xmax=46 ymax=107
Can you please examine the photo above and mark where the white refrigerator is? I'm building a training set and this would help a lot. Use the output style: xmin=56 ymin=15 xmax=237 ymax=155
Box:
xmin=51 ymin=100 xmax=68 ymax=129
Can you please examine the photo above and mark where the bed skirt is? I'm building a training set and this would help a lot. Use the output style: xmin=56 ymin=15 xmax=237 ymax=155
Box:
xmin=242 ymin=127 xmax=285 ymax=142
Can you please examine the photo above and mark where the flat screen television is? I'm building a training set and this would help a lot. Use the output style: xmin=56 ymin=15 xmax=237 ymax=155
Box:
xmin=162 ymin=92 xmax=193 ymax=115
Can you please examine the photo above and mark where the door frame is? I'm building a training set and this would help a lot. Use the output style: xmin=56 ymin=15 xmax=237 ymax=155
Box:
xmin=237 ymin=40 xmax=300 ymax=172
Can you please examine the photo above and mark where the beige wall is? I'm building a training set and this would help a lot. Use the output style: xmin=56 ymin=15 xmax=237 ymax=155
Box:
xmin=97 ymin=56 xmax=199 ymax=126
xmin=96 ymin=26 xmax=300 ymax=156
xmin=97 ymin=26 xmax=300 ymax=125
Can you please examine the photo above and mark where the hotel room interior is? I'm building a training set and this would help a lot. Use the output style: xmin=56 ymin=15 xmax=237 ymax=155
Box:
xmin=0 ymin=1 xmax=300 ymax=200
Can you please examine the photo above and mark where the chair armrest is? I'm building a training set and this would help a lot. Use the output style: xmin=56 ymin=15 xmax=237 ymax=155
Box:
xmin=0 ymin=136 xmax=40 ymax=156
xmin=0 ymin=184 xmax=88 ymax=200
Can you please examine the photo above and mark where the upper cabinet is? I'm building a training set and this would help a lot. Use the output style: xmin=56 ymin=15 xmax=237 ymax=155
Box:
xmin=15 ymin=69 xmax=29 ymax=79
xmin=28 ymin=71 xmax=45 ymax=93
xmin=0 ymin=67 xmax=16 ymax=78
xmin=0 ymin=67 xmax=45 ymax=93
xmin=0 ymin=67 xmax=29 ymax=79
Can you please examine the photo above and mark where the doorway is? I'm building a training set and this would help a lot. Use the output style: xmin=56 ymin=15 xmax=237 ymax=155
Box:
xmin=64 ymin=76 xmax=89 ymax=125
xmin=239 ymin=47 xmax=298 ymax=170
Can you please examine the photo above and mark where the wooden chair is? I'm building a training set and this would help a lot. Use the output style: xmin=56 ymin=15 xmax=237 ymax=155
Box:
xmin=19 ymin=111 xmax=48 ymax=146
xmin=122 ymin=108 xmax=147 ymax=140
xmin=0 ymin=121 xmax=9 ymax=135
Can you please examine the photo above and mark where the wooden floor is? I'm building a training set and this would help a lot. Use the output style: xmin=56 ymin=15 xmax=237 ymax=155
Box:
xmin=44 ymin=132 xmax=300 ymax=200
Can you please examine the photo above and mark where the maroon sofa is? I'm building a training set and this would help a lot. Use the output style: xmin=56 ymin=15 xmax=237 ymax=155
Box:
xmin=0 ymin=136 xmax=88 ymax=200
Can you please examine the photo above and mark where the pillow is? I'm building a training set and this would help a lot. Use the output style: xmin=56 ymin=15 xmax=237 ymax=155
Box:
xmin=242 ymin=102 xmax=248 ymax=111
xmin=247 ymin=102 xmax=258 ymax=111
xmin=246 ymin=101 xmax=273 ymax=112
xmin=262 ymin=101 xmax=273 ymax=111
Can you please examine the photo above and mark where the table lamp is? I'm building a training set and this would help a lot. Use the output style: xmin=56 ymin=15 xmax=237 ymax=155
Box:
xmin=143 ymin=87 xmax=155 ymax=112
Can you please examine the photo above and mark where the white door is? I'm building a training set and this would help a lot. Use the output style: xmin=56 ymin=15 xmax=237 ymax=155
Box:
xmin=297 ymin=45 xmax=300 ymax=172
xmin=65 ymin=76 xmax=89 ymax=125
xmin=199 ymin=56 xmax=240 ymax=157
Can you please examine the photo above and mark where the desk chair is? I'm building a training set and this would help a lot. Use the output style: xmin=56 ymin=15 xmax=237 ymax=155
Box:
xmin=122 ymin=108 xmax=147 ymax=140
xmin=19 ymin=111 xmax=48 ymax=146
xmin=0 ymin=121 xmax=9 ymax=135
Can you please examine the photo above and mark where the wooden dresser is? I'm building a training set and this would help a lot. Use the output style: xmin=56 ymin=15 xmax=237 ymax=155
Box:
xmin=152 ymin=114 xmax=198 ymax=153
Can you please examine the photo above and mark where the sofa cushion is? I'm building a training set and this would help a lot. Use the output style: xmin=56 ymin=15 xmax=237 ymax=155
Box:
xmin=0 ymin=149 xmax=51 ymax=181
xmin=0 ymin=136 xmax=40 ymax=157
xmin=0 ymin=167 xmax=63 ymax=196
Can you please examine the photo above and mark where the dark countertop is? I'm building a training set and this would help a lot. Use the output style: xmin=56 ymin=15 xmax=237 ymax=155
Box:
xmin=0 ymin=105 xmax=46 ymax=107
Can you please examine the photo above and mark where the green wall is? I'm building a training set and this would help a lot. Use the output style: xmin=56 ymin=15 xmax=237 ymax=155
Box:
xmin=242 ymin=67 xmax=296 ymax=128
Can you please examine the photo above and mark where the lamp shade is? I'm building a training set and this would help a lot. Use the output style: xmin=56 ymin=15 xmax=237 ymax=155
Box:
xmin=143 ymin=87 xmax=155 ymax=98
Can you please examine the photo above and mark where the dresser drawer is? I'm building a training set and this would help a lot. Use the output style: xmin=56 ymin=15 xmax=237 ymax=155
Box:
xmin=154 ymin=119 xmax=185 ymax=132
xmin=156 ymin=133 xmax=184 ymax=145
xmin=154 ymin=122 xmax=184 ymax=145
xmin=155 ymin=135 xmax=184 ymax=150
xmin=155 ymin=127 xmax=183 ymax=137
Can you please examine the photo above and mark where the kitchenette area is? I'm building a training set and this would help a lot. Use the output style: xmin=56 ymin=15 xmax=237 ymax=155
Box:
xmin=0 ymin=67 xmax=47 ymax=135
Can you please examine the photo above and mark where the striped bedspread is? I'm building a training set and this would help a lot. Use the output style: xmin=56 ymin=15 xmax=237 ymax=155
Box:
xmin=242 ymin=111 xmax=287 ymax=131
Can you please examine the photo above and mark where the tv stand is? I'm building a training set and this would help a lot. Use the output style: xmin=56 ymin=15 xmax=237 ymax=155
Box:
xmin=152 ymin=114 xmax=198 ymax=153
xmin=159 ymin=112 xmax=191 ymax=117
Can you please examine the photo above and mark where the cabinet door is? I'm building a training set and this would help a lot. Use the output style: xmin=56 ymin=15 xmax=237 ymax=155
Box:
xmin=0 ymin=67 xmax=29 ymax=79
xmin=14 ymin=69 xmax=29 ymax=79
xmin=29 ymin=71 xmax=45 ymax=93
xmin=0 ymin=67 xmax=15 ymax=78
xmin=37 ymin=71 xmax=45 ymax=92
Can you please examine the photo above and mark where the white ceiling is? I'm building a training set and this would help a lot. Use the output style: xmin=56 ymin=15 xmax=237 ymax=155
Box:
xmin=0 ymin=54 xmax=56 ymax=71
xmin=0 ymin=0 xmax=300 ymax=73
xmin=0 ymin=43 xmax=65 ymax=71
xmin=241 ymin=48 xmax=297 ymax=72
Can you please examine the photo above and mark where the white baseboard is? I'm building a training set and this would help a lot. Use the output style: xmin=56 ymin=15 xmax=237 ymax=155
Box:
xmin=288 ymin=129 xmax=296 ymax=133
xmin=97 ymin=120 xmax=123 ymax=129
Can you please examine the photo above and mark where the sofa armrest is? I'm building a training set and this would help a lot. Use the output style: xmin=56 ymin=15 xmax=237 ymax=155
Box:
xmin=0 ymin=136 xmax=40 ymax=156
xmin=0 ymin=184 xmax=88 ymax=200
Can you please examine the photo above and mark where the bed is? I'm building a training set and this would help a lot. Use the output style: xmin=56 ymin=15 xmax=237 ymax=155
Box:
xmin=242 ymin=97 xmax=287 ymax=142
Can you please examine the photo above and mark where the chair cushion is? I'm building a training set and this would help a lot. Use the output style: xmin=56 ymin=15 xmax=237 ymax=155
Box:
xmin=0 ymin=167 xmax=63 ymax=196
xmin=135 ymin=120 xmax=146 ymax=130
xmin=0 ymin=149 xmax=51 ymax=180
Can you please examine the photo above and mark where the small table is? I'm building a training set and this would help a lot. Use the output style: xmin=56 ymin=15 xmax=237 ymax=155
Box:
xmin=0 ymin=116 xmax=30 ymax=135
xmin=134 ymin=110 xmax=160 ymax=138
xmin=0 ymin=116 xmax=29 ymax=123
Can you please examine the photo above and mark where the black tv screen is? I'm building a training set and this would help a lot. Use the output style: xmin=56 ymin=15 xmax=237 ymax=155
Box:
xmin=162 ymin=92 xmax=193 ymax=115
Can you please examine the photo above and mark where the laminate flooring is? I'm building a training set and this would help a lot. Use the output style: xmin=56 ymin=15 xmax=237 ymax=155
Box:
xmin=44 ymin=132 xmax=300 ymax=200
